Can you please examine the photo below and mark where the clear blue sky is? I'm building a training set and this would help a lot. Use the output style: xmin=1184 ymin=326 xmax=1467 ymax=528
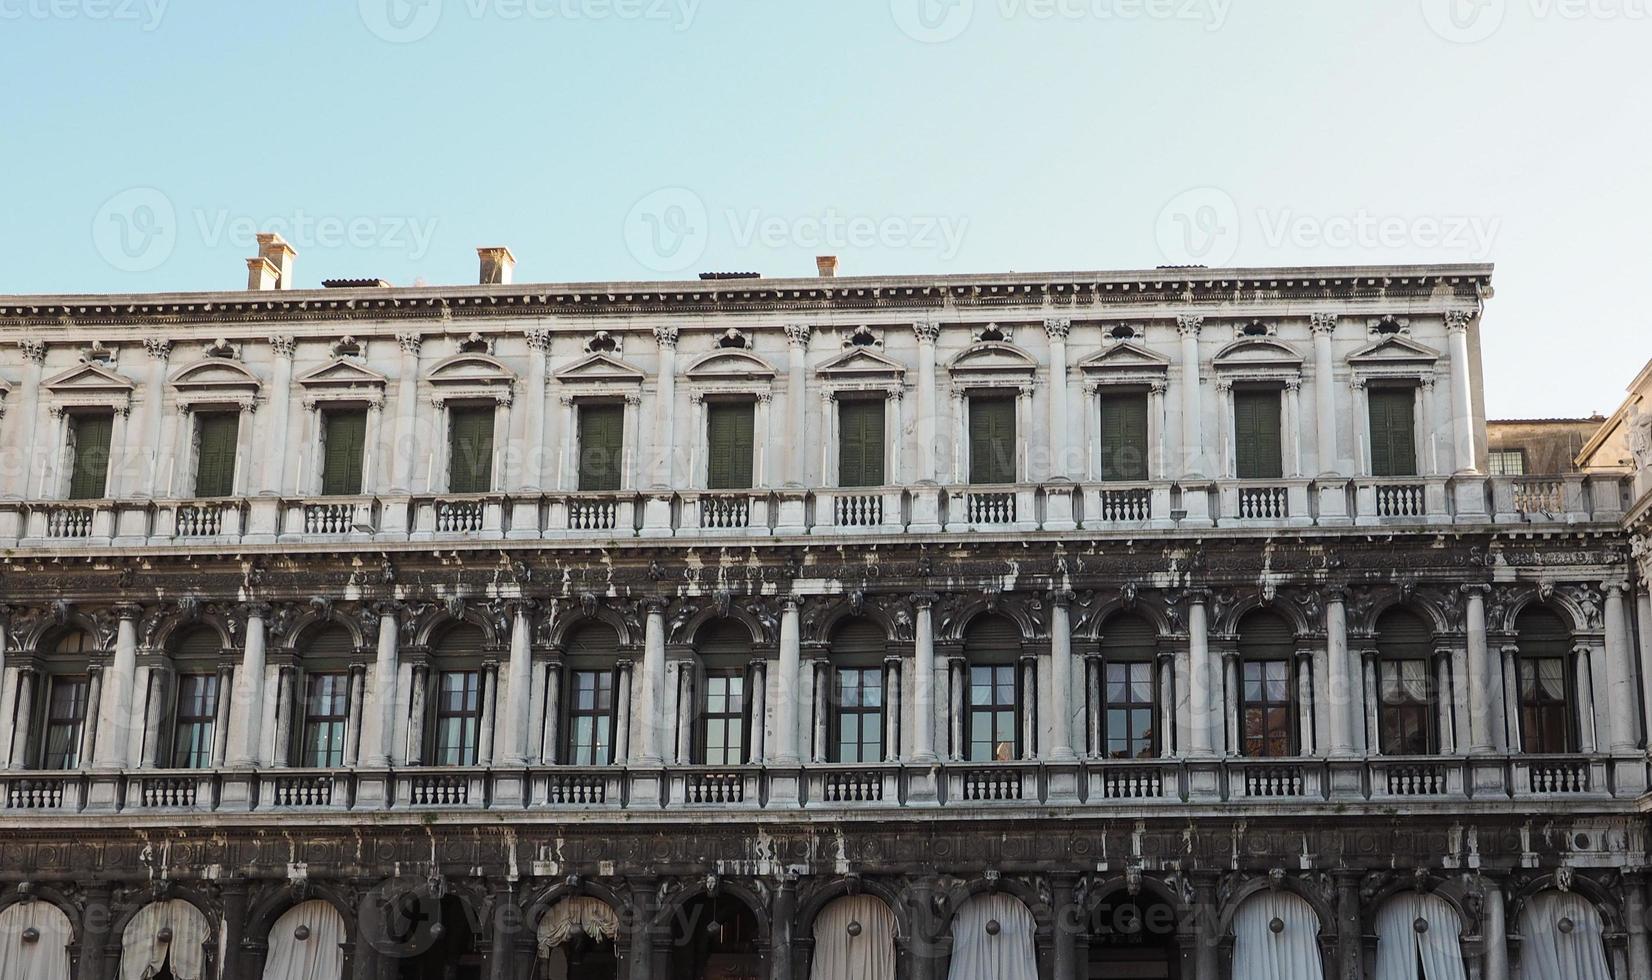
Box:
xmin=2 ymin=0 xmax=1647 ymax=417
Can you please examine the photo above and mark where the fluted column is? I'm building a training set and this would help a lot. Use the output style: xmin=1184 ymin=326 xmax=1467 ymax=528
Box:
xmin=649 ymin=326 xmax=679 ymax=487
xmin=1445 ymin=310 xmax=1480 ymax=473
xmin=500 ymin=601 xmax=535 ymax=766
xmin=772 ymin=597 xmax=802 ymax=765
xmin=1176 ymin=315 xmax=1204 ymax=477
xmin=1310 ymin=313 xmax=1340 ymax=474
xmin=914 ymin=320 xmax=940 ymax=482
xmin=1186 ymin=593 xmax=1214 ymax=756
xmin=390 ymin=332 xmax=422 ymax=493
xmin=228 ymin=605 xmax=268 ymax=767
xmin=1326 ymin=590 xmax=1354 ymax=757
xmin=363 ymin=604 xmax=399 ymax=768
xmin=1047 ymin=591 xmax=1076 ymax=760
xmin=784 ymin=323 xmax=810 ymax=486
xmin=93 ymin=605 xmax=142 ymax=770
xmin=1463 ymin=586 xmax=1494 ymax=754
xmin=912 ymin=594 xmax=938 ymax=763
xmin=637 ymin=600 xmax=667 ymax=764
xmin=1044 ymin=317 xmax=1072 ymax=479
xmin=1603 ymin=583 xmax=1638 ymax=752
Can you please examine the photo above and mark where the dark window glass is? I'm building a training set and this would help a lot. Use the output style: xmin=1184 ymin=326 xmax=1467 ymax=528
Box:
xmin=1378 ymin=660 xmax=1435 ymax=755
xmin=1098 ymin=390 xmax=1149 ymax=481
xmin=320 ymin=410 xmax=367 ymax=496
xmin=1233 ymin=389 xmax=1283 ymax=480
xmin=577 ymin=403 xmax=625 ymax=492
xmin=567 ymin=669 xmax=616 ymax=766
xmin=67 ymin=412 xmax=114 ymax=500
xmin=1368 ymin=387 xmax=1419 ymax=478
xmin=834 ymin=667 xmax=884 ymax=763
xmin=193 ymin=412 xmax=240 ymax=498
xmin=700 ymin=671 xmax=746 ymax=765
xmin=171 ymin=674 xmax=219 ymax=769
xmin=1520 ymin=657 xmax=1572 ymax=754
xmin=706 ymin=402 xmax=756 ymax=490
xmin=1241 ymin=661 xmax=1293 ymax=757
xmin=968 ymin=397 xmax=1017 ymax=485
xmin=432 ymin=670 xmax=481 ymax=766
xmin=837 ymin=399 xmax=886 ymax=488
xmin=1489 ymin=450 xmax=1525 ymax=476
xmin=447 ymin=406 xmax=496 ymax=494
xmin=42 ymin=676 xmax=90 ymax=770
xmin=301 ymin=673 xmax=351 ymax=768
xmin=1103 ymin=662 xmax=1156 ymax=759
xmin=968 ymin=665 xmax=1019 ymax=762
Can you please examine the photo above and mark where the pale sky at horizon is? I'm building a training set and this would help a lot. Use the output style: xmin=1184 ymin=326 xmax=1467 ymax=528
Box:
xmin=2 ymin=0 xmax=1648 ymax=417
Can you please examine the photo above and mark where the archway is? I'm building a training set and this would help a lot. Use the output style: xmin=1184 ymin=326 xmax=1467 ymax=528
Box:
xmin=1516 ymin=891 xmax=1612 ymax=980
xmin=1085 ymin=889 xmax=1181 ymax=979
xmin=395 ymin=895 xmax=482 ymax=980
xmin=0 ymin=899 xmax=74 ymax=980
xmin=1372 ymin=893 xmax=1465 ymax=980
xmin=1230 ymin=891 xmax=1323 ymax=980
xmin=809 ymin=895 xmax=896 ymax=980
xmin=668 ymin=893 xmax=764 ymax=979
xmin=262 ymin=900 xmax=346 ymax=980
xmin=947 ymin=893 xmax=1037 ymax=980
xmin=117 ymin=899 xmax=213 ymax=980
xmin=537 ymin=897 xmax=619 ymax=980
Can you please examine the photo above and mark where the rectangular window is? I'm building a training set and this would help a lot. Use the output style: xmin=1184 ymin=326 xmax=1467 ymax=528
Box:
xmin=1241 ymin=660 xmax=1293 ymax=757
xmin=66 ymin=412 xmax=114 ymax=500
xmin=300 ymin=673 xmax=351 ymax=768
xmin=432 ymin=671 xmax=482 ymax=767
xmin=1377 ymin=660 xmax=1436 ymax=755
xmin=1233 ymin=389 xmax=1283 ymax=480
xmin=1098 ymin=390 xmax=1150 ymax=482
xmin=171 ymin=674 xmax=220 ymax=769
xmin=193 ymin=413 xmax=240 ymax=498
xmin=320 ymin=410 xmax=367 ymax=497
xmin=700 ymin=671 xmax=747 ymax=765
xmin=1519 ymin=657 xmax=1573 ymax=754
xmin=447 ymin=405 xmax=496 ymax=494
xmin=967 ymin=664 xmax=1019 ymax=762
xmin=567 ymin=669 xmax=616 ymax=766
xmin=833 ymin=667 xmax=885 ymax=763
xmin=968 ymin=396 xmax=1017 ymax=485
xmin=1489 ymin=449 xmax=1526 ymax=476
xmin=41 ymin=676 xmax=90 ymax=770
xmin=1102 ymin=662 xmax=1155 ymax=759
xmin=577 ymin=403 xmax=626 ymax=492
xmin=836 ymin=399 xmax=887 ymax=488
xmin=705 ymin=402 xmax=756 ymax=490
xmin=1368 ymin=387 xmax=1419 ymax=477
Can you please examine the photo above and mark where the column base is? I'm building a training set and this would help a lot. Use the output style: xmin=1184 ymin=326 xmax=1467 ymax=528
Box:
xmin=1186 ymin=758 xmax=1223 ymax=801
xmin=83 ymin=773 xmax=123 ymax=812
xmin=904 ymin=765 xmax=940 ymax=804
xmin=628 ymin=768 xmax=665 ymax=807
xmin=1327 ymin=759 xmax=1366 ymax=800
xmin=1468 ymin=758 xmax=1507 ymax=796
xmin=766 ymin=766 xmax=802 ymax=806
xmin=1044 ymin=761 xmax=1081 ymax=802
xmin=490 ymin=770 xmax=527 ymax=808
xmin=353 ymin=771 xmax=393 ymax=809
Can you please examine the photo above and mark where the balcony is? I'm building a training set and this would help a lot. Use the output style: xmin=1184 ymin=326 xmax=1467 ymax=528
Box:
xmin=0 ymin=473 xmax=1632 ymax=550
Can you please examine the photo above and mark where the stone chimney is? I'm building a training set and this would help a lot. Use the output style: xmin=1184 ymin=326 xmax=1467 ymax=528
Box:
xmin=478 ymin=246 xmax=516 ymax=286
xmin=248 ymin=233 xmax=297 ymax=290
xmin=816 ymin=255 xmax=838 ymax=278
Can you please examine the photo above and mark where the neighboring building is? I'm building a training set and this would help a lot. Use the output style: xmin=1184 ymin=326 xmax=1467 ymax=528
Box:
xmin=0 ymin=243 xmax=1647 ymax=980
xmin=1486 ymin=416 xmax=1608 ymax=475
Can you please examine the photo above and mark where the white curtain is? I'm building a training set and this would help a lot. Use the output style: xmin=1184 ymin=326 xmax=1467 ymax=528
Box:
xmin=810 ymin=896 xmax=896 ymax=980
xmin=1517 ymin=891 xmax=1613 ymax=980
xmin=1232 ymin=891 xmax=1324 ymax=980
xmin=262 ymin=900 xmax=346 ymax=980
xmin=536 ymin=898 xmax=620 ymax=957
xmin=119 ymin=900 xmax=212 ymax=980
xmin=0 ymin=901 xmax=73 ymax=980
xmin=1373 ymin=894 xmax=1467 ymax=980
xmin=947 ymin=893 xmax=1037 ymax=980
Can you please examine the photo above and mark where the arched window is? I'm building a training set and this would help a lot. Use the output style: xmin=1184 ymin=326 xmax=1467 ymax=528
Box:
xmin=168 ymin=627 xmax=224 ymax=770
xmin=0 ymin=899 xmax=74 ymax=980
xmin=1238 ymin=612 xmax=1296 ymax=758
xmin=669 ymin=894 xmax=763 ymax=979
xmin=1516 ymin=891 xmax=1612 ymax=980
xmin=296 ymin=626 xmax=356 ymax=769
xmin=536 ymin=897 xmax=620 ymax=980
xmin=829 ymin=619 xmax=887 ymax=764
xmin=963 ymin=616 xmax=1021 ymax=762
xmin=36 ymin=630 xmax=97 ymax=771
xmin=1097 ymin=614 xmax=1157 ymax=759
xmin=564 ymin=624 xmax=622 ymax=767
xmin=810 ymin=895 xmax=896 ymax=980
xmin=1515 ymin=608 xmax=1574 ymax=754
xmin=117 ymin=899 xmax=213 ymax=980
xmin=1373 ymin=892 xmax=1467 ymax=980
xmin=262 ymin=900 xmax=346 ymax=980
xmin=1375 ymin=609 xmax=1437 ymax=756
xmin=947 ymin=894 xmax=1037 ymax=980
xmin=695 ymin=622 xmax=753 ymax=766
xmin=429 ymin=624 xmax=486 ymax=767
xmin=1231 ymin=891 xmax=1323 ymax=980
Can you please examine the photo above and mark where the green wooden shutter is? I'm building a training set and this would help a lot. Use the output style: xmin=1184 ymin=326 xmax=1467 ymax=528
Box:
xmin=193 ymin=413 xmax=240 ymax=498
xmin=1234 ymin=389 xmax=1283 ymax=480
xmin=837 ymin=399 xmax=886 ymax=488
xmin=968 ymin=397 xmax=1016 ymax=485
xmin=67 ymin=413 xmax=113 ymax=500
xmin=577 ymin=404 xmax=625 ymax=492
xmin=1368 ymin=388 xmax=1418 ymax=477
xmin=320 ymin=410 xmax=366 ymax=496
xmin=706 ymin=402 xmax=755 ymax=489
xmin=447 ymin=406 xmax=495 ymax=494
xmin=1098 ymin=391 xmax=1149 ymax=482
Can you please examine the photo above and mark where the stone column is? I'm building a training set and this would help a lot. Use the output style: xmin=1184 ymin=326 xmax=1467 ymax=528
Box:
xmin=1326 ymin=591 xmax=1355 ymax=757
xmin=1047 ymin=592 xmax=1077 ymax=760
xmin=772 ymin=872 xmax=797 ymax=980
xmin=261 ymin=336 xmax=296 ymax=495
xmin=912 ymin=595 xmax=938 ymax=763
xmin=637 ymin=600 xmax=667 ymax=764
xmin=6 ymin=340 xmax=46 ymax=499
xmin=1639 ymin=587 xmax=1652 ymax=752
xmin=773 ymin=597 xmax=802 ymax=764
xmin=614 ymin=661 xmax=634 ymax=762
xmin=220 ymin=880 xmax=249 ymax=980
xmin=811 ymin=659 xmax=830 ymax=763
xmin=948 ymin=657 xmax=966 ymax=760
xmin=1187 ymin=593 xmax=1214 ymax=756
xmin=80 ymin=665 xmax=103 ymax=767
xmin=1020 ymin=656 xmax=1038 ymax=759
xmin=557 ymin=395 xmax=578 ymax=491
xmin=1050 ymin=873 xmax=1078 ymax=980
xmin=1499 ymin=645 xmax=1522 ymax=753
xmin=784 ymin=323 xmax=810 ymax=486
xmin=914 ymin=320 xmax=940 ymax=482
xmin=1463 ymin=586 xmax=1494 ymax=754
xmin=883 ymin=656 xmax=902 ymax=761
xmin=228 ymin=606 xmax=268 ymax=767
xmin=8 ymin=667 xmax=34 ymax=769
xmin=500 ymin=601 xmax=535 ymax=766
xmin=541 ymin=662 xmax=563 ymax=764
xmin=476 ymin=661 xmax=499 ymax=766
xmin=1625 ymin=872 xmax=1651 ymax=980
xmin=1335 ymin=871 xmax=1364 ymax=980
xmin=343 ymin=663 xmax=367 ymax=766
xmin=1155 ymin=651 xmax=1175 ymax=759
xmin=747 ymin=659 xmax=767 ymax=762
xmin=1176 ymin=315 xmax=1204 ymax=477
xmin=1574 ymin=645 xmax=1598 ymax=754
xmin=1044 ymin=317 xmax=1073 ymax=479
xmin=650 ymin=325 xmax=679 ymax=487
xmin=523 ymin=329 xmax=550 ymax=490
xmin=390 ymin=332 xmax=422 ymax=493
xmin=1603 ymin=583 xmax=1638 ymax=752
xmin=627 ymin=878 xmax=656 ymax=980
xmin=1310 ymin=313 xmax=1340 ymax=474
xmin=1221 ymin=649 xmax=1240 ymax=756
xmin=1445 ymin=310 xmax=1480 ymax=473
xmin=1284 ymin=379 xmax=1304 ymax=477
xmin=1482 ymin=876 xmax=1509 ymax=980
xmin=271 ymin=665 xmax=296 ymax=767
xmin=211 ymin=664 xmax=234 ymax=767
xmin=1434 ymin=649 xmax=1457 ymax=754
xmin=1419 ymin=377 xmax=1441 ymax=475
xmin=362 ymin=605 xmax=399 ymax=768
xmin=77 ymin=882 xmax=114 ymax=980
xmin=138 ymin=338 xmax=171 ymax=497
xmin=94 ymin=605 xmax=142 ymax=770
xmin=140 ymin=667 xmax=166 ymax=768
xmin=1192 ymin=873 xmax=1221 ymax=980
xmin=405 ymin=664 xmax=429 ymax=765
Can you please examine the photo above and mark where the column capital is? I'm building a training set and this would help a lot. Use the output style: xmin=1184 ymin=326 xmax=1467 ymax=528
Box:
xmin=113 ymin=603 xmax=145 ymax=623
xmin=782 ymin=594 xmax=802 ymax=612
xmin=1459 ymin=583 xmax=1493 ymax=599
xmin=18 ymin=339 xmax=46 ymax=364
xmin=784 ymin=322 xmax=812 ymax=348
xmin=143 ymin=338 xmax=172 ymax=361
xmin=639 ymin=596 xmax=670 ymax=615
xmin=481 ymin=658 xmax=503 ymax=673
xmin=912 ymin=319 xmax=941 ymax=344
xmin=1444 ymin=309 xmax=1477 ymax=333
xmin=396 ymin=332 xmax=424 ymax=356
xmin=505 ymin=598 xmax=538 ymax=619
xmin=910 ymin=592 xmax=938 ymax=610
xmin=653 ymin=324 xmax=680 ymax=349
xmin=269 ymin=335 xmax=297 ymax=359
xmin=1602 ymin=580 xmax=1629 ymax=598
xmin=523 ymin=329 xmax=551 ymax=354
xmin=1175 ymin=314 xmax=1203 ymax=338
xmin=1042 ymin=317 xmax=1072 ymax=341
xmin=1047 ymin=589 xmax=1075 ymax=608
xmin=237 ymin=601 xmax=273 ymax=621
xmin=1309 ymin=313 xmax=1340 ymax=336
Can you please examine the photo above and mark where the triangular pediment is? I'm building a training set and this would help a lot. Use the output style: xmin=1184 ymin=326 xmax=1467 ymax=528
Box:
xmin=424 ymin=353 xmax=517 ymax=387
xmin=169 ymin=359 xmax=263 ymax=393
xmin=684 ymin=349 xmax=777 ymax=381
xmin=295 ymin=358 xmax=388 ymax=390
xmin=1346 ymin=336 xmax=1440 ymax=366
xmin=947 ymin=342 xmax=1038 ymax=377
xmin=555 ymin=352 xmax=646 ymax=385
xmin=1077 ymin=341 xmax=1171 ymax=374
xmin=818 ymin=347 xmax=906 ymax=380
xmin=42 ymin=362 xmax=136 ymax=393
xmin=1212 ymin=337 xmax=1304 ymax=370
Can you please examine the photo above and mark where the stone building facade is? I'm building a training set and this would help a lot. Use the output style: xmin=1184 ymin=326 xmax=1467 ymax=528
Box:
xmin=0 ymin=249 xmax=1647 ymax=980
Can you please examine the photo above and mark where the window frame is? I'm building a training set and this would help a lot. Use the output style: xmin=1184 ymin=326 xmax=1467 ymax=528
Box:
xmin=966 ymin=663 xmax=1021 ymax=762
xmin=703 ymin=397 xmax=758 ymax=491
xmin=1488 ymin=449 xmax=1526 ymax=476
xmin=429 ymin=669 xmax=484 ymax=767
xmin=966 ymin=392 xmax=1019 ymax=486
xmin=64 ymin=409 xmax=116 ymax=501
xmin=697 ymin=667 xmax=750 ymax=766
xmin=317 ymin=405 xmax=370 ymax=498
xmin=190 ymin=410 xmax=243 ymax=499
xmin=40 ymin=673 xmax=92 ymax=771
xmin=831 ymin=666 xmax=886 ymax=764
xmin=1096 ymin=387 xmax=1152 ymax=483
xmin=575 ymin=401 xmax=627 ymax=493
xmin=1376 ymin=658 xmax=1437 ymax=756
xmin=1231 ymin=385 xmax=1285 ymax=481
xmin=444 ymin=401 xmax=498 ymax=495
xmin=299 ymin=671 xmax=353 ymax=769
xmin=1518 ymin=654 xmax=1576 ymax=754
xmin=1366 ymin=383 xmax=1422 ymax=478
xmin=565 ymin=667 xmax=620 ymax=767
xmin=170 ymin=672 xmax=221 ymax=770
xmin=834 ymin=395 xmax=888 ymax=490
